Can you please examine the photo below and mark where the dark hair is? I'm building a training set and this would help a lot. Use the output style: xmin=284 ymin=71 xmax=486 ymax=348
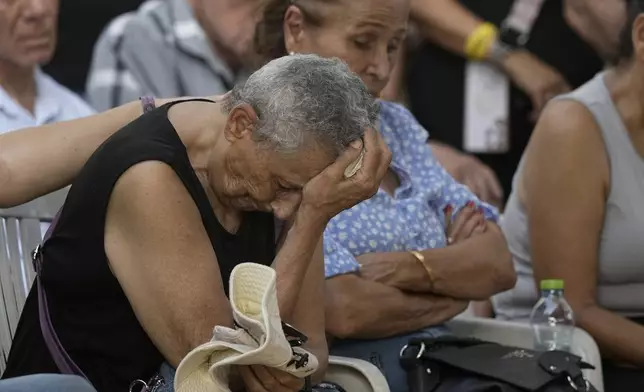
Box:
xmin=613 ymin=0 xmax=644 ymax=64
xmin=253 ymin=0 xmax=334 ymax=66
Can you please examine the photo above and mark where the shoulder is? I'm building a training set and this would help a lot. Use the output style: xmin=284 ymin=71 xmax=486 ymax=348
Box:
xmin=96 ymin=0 xmax=170 ymax=49
xmin=521 ymin=98 xmax=608 ymax=201
xmin=109 ymin=161 xmax=201 ymax=232
xmin=378 ymin=100 xmax=428 ymax=144
xmin=378 ymin=100 xmax=415 ymax=124
xmin=529 ymin=98 xmax=604 ymax=155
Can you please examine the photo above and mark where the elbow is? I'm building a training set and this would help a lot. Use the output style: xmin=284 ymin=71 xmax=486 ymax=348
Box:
xmin=325 ymin=296 xmax=359 ymax=340
xmin=324 ymin=277 xmax=364 ymax=339
xmin=567 ymin=299 xmax=599 ymax=329
xmin=496 ymin=247 xmax=517 ymax=293
xmin=489 ymin=225 xmax=517 ymax=294
xmin=310 ymin=345 xmax=329 ymax=385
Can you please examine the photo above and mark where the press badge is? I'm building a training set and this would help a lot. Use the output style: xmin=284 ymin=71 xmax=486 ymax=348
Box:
xmin=463 ymin=61 xmax=510 ymax=154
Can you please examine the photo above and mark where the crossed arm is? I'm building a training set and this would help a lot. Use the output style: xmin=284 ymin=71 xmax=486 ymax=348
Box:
xmin=325 ymin=220 xmax=514 ymax=339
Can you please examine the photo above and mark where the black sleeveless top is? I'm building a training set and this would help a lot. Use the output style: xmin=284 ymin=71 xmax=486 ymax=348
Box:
xmin=1 ymin=99 xmax=277 ymax=392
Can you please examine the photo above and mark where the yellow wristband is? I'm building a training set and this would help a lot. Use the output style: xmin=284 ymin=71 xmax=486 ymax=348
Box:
xmin=409 ymin=250 xmax=434 ymax=287
xmin=464 ymin=22 xmax=498 ymax=61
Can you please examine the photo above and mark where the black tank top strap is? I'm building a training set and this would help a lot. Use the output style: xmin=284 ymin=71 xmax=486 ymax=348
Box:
xmin=160 ymin=98 xmax=217 ymax=112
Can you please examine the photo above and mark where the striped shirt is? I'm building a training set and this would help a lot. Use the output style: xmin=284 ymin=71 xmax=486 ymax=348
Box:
xmin=85 ymin=0 xmax=243 ymax=111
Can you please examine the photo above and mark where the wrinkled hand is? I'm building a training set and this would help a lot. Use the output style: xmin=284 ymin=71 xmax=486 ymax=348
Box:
xmin=300 ymin=128 xmax=392 ymax=222
xmin=501 ymin=50 xmax=571 ymax=120
xmin=444 ymin=202 xmax=487 ymax=245
xmin=451 ymin=154 xmax=503 ymax=207
xmin=239 ymin=365 xmax=304 ymax=392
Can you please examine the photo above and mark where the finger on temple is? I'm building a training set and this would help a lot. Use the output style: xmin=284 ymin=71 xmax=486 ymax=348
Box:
xmin=359 ymin=127 xmax=382 ymax=176
xmin=325 ymin=137 xmax=364 ymax=180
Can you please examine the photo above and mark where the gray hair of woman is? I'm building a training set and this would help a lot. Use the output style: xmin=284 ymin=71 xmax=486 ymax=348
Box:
xmin=221 ymin=53 xmax=379 ymax=155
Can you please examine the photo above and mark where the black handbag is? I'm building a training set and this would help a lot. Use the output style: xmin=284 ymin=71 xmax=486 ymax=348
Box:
xmin=399 ymin=336 xmax=598 ymax=392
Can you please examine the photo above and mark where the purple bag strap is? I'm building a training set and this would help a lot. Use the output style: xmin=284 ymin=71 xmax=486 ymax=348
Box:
xmin=32 ymin=209 xmax=87 ymax=378
xmin=32 ymin=98 xmax=155 ymax=380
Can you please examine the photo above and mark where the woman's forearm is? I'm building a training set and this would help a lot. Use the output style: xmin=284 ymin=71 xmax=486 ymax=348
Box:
xmin=360 ymin=223 xmax=514 ymax=299
xmin=424 ymin=223 xmax=515 ymax=299
xmin=0 ymin=101 xmax=139 ymax=207
xmin=325 ymin=274 xmax=468 ymax=340
xmin=273 ymin=208 xmax=327 ymax=321
xmin=410 ymin=0 xmax=482 ymax=56
xmin=306 ymin=341 xmax=329 ymax=384
xmin=0 ymin=96 xmax=211 ymax=208
xmin=576 ymin=304 xmax=644 ymax=367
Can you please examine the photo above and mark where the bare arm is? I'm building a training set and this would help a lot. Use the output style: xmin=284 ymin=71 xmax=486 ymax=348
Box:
xmin=272 ymin=210 xmax=327 ymax=323
xmin=285 ymin=237 xmax=328 ymax=382
xmin=564 ymin=0 xmax=625 ymax=59
xmin=522 ymin=99 xmax=644 ymax=367
xmin=325 ymin=274 xmax=468 ymax=340
xmin=105 ymin=161 xmax=234 ymax=366
xmin=409 ymin=0 xmax=481 ymax=56
xmin=410 ymin=0 xmax=570 ymax=118
xmin=358 ymin=222 xmax=514 ymax=300
xmin=0 ymin=96 xmax=221 ymax=208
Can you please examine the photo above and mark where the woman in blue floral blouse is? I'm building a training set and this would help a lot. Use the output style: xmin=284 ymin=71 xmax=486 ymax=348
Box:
xmin=254 ymin=0 xmax=516 ymax=391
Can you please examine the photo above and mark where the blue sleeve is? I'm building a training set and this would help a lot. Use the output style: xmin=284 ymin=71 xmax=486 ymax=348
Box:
xmin=382 ymin=101 xmax=499 ymax=224
xmin=323 ymin=230 xmax=360 ymax=279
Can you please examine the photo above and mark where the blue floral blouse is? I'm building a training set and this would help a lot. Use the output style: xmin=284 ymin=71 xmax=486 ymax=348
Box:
xmin=323 ymin=101 xmax=499 ymax=278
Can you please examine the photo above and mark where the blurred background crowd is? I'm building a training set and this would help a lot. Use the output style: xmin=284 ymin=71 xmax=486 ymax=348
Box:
xmin=1 ymin=0 xmax=643 ymax=392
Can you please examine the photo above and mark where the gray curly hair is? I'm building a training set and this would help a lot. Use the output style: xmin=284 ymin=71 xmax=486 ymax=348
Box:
xmin=222 ymin=54 xmax=379 ymax=154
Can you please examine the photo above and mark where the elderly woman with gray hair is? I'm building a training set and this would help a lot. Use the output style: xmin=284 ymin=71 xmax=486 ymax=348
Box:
xmin=0 ymin=54 xmax=390 ymax=392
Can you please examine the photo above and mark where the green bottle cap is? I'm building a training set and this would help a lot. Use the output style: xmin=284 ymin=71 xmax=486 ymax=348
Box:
xmin=540 ymin=279 xmax=564 ymax=290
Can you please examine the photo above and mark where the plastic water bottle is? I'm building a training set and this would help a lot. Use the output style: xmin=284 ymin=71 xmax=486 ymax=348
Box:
xmin=530 ymin=279 xmax=575 ymax=352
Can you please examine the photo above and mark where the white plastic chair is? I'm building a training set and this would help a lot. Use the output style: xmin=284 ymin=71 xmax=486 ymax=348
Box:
xmin=325 ymin=356 xmax=390 ymax=392
xmin=448 ymin=317 xmax=604 ymax=391
xmin=0 ymin=188 xmax=67 ymax=373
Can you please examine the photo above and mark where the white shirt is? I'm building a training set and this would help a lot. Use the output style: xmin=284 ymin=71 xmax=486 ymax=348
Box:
xmin=0 ymin=68 xmax=95 ymax=134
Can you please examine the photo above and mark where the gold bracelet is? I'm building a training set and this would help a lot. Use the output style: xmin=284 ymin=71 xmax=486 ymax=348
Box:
xmin=409 ymin=250 xmax=434 ymax=288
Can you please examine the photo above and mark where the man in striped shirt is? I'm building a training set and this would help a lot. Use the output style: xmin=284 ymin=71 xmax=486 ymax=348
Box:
xmin=85 ymin=0 xmax=262 ymax=111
